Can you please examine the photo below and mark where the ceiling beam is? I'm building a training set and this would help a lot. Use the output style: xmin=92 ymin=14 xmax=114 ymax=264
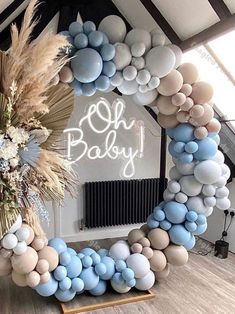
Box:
xmin=140 ymin=0 xmax=181 ymax=45
xmin=180 ymin=14 xmax=235 ymax=51
xmin=0 ymin=0 xmax=26 ymax=25
xmin=208 ymin=0 xmax=232 ymax=20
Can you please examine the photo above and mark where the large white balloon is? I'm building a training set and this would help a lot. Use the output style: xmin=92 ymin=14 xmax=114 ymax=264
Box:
xmin=194 ymin=160 xmax=222 ymax=184
xmin=186 ymin=196 xmax=207 ymax=214
xmin=179 ymin=175 xmax=202 ymax=196
xmin=135 ymin=270 xmax=155 ymax=290
xmin=98 ymin=15 xmax=126 ymax=43
xmin=145 ymin=46 xmax=176 ymax=78
xmin=125 ymin=29 xmax=152 ymax=52
xmin=132 ymin=89 xmax=158 ymax=106
xmin=126 ymin=253 xmax=150 ymax=278
xmin=113 ymin=43 xmax=132 ymax=70
xmin=117 ymin=79 xmax=138 ymax=95
xmin=109 ymin=241 xmax=130 ymax=261
xmin=168 ymin=44 xmax=183 ymax=68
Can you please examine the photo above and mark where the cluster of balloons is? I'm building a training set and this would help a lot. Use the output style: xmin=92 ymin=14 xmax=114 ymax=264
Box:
xmin=58 ymin=20 xmax=117 ymax=96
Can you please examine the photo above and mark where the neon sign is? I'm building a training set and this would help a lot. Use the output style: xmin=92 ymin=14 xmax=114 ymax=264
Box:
xmin=64 ymin=97 xmax=145 ymax=178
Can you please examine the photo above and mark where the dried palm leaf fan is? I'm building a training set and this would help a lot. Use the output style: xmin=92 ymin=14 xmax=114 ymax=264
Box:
xmin=0 ymin=0 xmax=77 ymax=239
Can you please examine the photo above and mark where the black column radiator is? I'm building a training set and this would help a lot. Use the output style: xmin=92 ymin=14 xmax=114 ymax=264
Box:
xmin=84 ymin=178 xmax=167 ymax=228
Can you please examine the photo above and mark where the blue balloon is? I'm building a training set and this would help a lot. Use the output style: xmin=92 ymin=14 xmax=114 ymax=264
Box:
xmin=164 ymin=201 xmax=188 ymax=224
xmin=184 ymin=235 xmax=196 ymax=250
xmin=159 ymin=220 xmax=172 ymax=231
xmin=95 ymin=262 xmax=107 ymax=276
xmin=82 ymin=256 xmax=93 ymax=268
xmin=71 ymin=48 xmax=103 ymax=83
xmin=91 ymin=252 xmax=101 ymax=265
xmin=173 ymin=123 xmax=195 ymax=143
xmin=54 ymin=266 xmax=67 ymax=281
xmin=184 ymin=221 xmax=197 ymax=232
xmin=115 ymin=260 xmax=127 ymax=272
xmin=194 ymin=223 xmax=207 ymax=235
xmin=196 ymin=214 xmax=206 ymax=225
xmin=100 ymin=43 xmax=115 ymax=61
xmin=174 ymin=142 xmax=185 ymax=153
xmin=82 ymin=83 xmax=96 ymax=96
xmin=79 ymin=267 xmax=99 ymax=290
xmin=186 ymin=211 xmax=198 ymax=222
xmin=168 ymin=140 xmax=180 ymax=158
xmin=35 ymin=276 xmax=58 ymax=297
xmin=49 ymin=238 xmax=67 ymax=254
xmin=71 ymin=278 xmax=84 ymax=293
xmin=89 ymin=280 xmax=107 ymax=296
xmin=122 ymin=268 xmax=135 ymax=282
xmin=169 ymin=225 xmax=191 ymax=245
xmin=69 ymin=79 xmax=82 ymax=96
xmin=59 ymin=277 xmax=72 ymax=291
xmin=100 ymin=256 xmax=115 ymax=280
xmin=179 ymin=152 xmax=193 ymax=163
xmin=127 ymin=278 xmax=136 ymax=287
xmin=77 ymin=253 xmax=85 ymax=259
xmin=102 ymin=33 xmax=109 ymax=44
xmin=88 ymin=31 xmax=104 ymax=47
xmin=97 ymin=248 xmax=109 ymax=257
xmin=74 ymin=33 xmax=88 ymax=49
xmin=69 ymin=22 xmax=83 ymax=37
xmin=194 ymin=137 xmax=217 ymax=160
xmin=55 ymin=288 xmax=76 ymax=302
xmin=147 ymin=214 xmax=160 ymax=229
xmin=83 ymin=21 xmax=96 ymax=35
xmin=80 ymin=247 xmax=96 ymax=256
xmin=153 ymin=208 xmax=165 ymax=221
xmin=112 ymin=272 xmax=124 ymax=284
xmin=66 ymin=255 xmax=82 ymax=278
xmin=95 ymin=75 xmax=110 ymax=91
xmin=166 ymin=128 xmax=174 ymax=138
xmin=185 ymin=141 xmax=198 ymax=154
xmin=102 ymin=61 xmax=116 ymax=77
xmin=60 ymin=251 xmax=72 ymax=266
xmin=67 ymin=248 xmax=77 ymax=256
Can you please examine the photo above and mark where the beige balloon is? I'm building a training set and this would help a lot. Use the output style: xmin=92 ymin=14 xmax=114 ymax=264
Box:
xmin=26 ymin=270 xmax=40 ymax=288
xmin=131 ymin=243 xmax=143 ymax=254
xmin=36 ymin=259 xmax=50 ymax=274
xmin=12 ymin=270 xmax=27 ymax=287
xmin=149 ymin=250 xmax=167 ymax=272
xmin=138 ymin=237 xmax=150 ymax=247
xmin=40 ymin=271 xmax=50 ymax=284
xmin=38 ymin=246 xmax=59 ymax=272
xmin=148 ymin=228 xmax=170 ymax=250
xmin=31 ymin=237 xmax=45 ymax=251
xmin=180 ymin=83 xmax=192 ymax=96
xmin=189 ymin=103 xmax=214 ymax=126
xmin=142 ymin=247 xmax=153 ymax=259
xmin=155 ymin=96 xmax=178 ymax=115
xmin=140 ymin=224 xmax=150 ymax=234
xmin=155 ymin=263 xmax=170 ymax=280
xmin=11 ymin=247 xmax=38 ymax=275
xmin=194 ymin=126 xmax=208 ymax=139
xmin=157 ymin=70 xmax=183 ymax=96
xmin=177 ymin=63 xmax=199 ymax=84
xmin=157 ymin=113 xmax=179 ymax=128
xmin=176 ymin=111 xmax=190 ymax=123
xmin=128 ymin=229 xmax=145 ymax=245
xmin=190 ymin=81 xmax=213 ymax=104
xmin=59 ymin=66 xmax=74 ymax=83
xmin=164 ymin=245 xmax=189 ymax=266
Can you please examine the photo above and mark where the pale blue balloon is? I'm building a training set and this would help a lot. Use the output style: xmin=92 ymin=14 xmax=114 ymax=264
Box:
xmin=35 ymin=276 xmax=58 ymax=297
xmin=184 ymin=221 xmax=197 ymax=232
xmin=169 ymin=225 xmax=191 ymax=245
xmin=82 ymin=256 xmax=93 ymax=268
xmin=194 ymin=137 xmax=217 ymax=160
xmin=102 ymin=33 xmax=109 ymax=44
xmin=89 ymin=280 xmax=107 ymax=296
xmin=71 ymin=278 xmax=84 ymax=292
xmin=95 ymin=75 xmax=110 ymax=91
xmin=193 ymin=223 xmax=207 ymax=235
xmin=83 ymin=21 xmax=96 ymax=35
xmin=74 ymin=33 xmax=88 ymax=49
xmin=82 ymin=83 xmax=96 ymax=96
xmin=97 ymin=248 xmax=108 ymax=257
xmin=184 ymin=235 xmax=196 ymax=250
xmin=100 ymin=43 xmax=115 ymax=61
xmin=49 ymin=238 xmax=67 ymax=254
xmin=69 ymin=79 xmax=82 ymax=96
xmin=147 ymin=214 xmax=159 ymax=229
xmin=100 ymin=256 xmax=115 ymax=280
xmin=55 ymin=288 xmax=76 ymax=302
xmin=67 ymin=248 xmax=77 ymax=256
xmin=179 ymin=152 xmax=193 ymax=163
xmin=88 ymin=31 xmax=104 ymax=47
xmin=185 ymin=141 xmax=198 ymax=154
xmin=196 ymin=214 xmax=206 ymax=225
xmin=173 ymin=123 xmax=195 ymax=143
xmin=127 ymin=278 xmax=136 ymax=287
xmin=66 ymin=255 xmax=82 ymax=278
xmin=60 ymin=251 xmax=71 ymax=266
xmin=168 ymin=140 xmax=180 ymax=158
xmin=59 ymin=277 xmax=72 ymax=291
xmin=164 ymin=201 xmax=188 ymax=224
xmin=71 ymin=48 xmax=103 ymax=83
xmin=54 ymin=266 xmax=67 ymax=281
xmin=69 ymin=22 xmax=83 ymax=37
xmin=159 ymin=220 xmax=172 ymax=231
xmin=186 ymin=211 xmax=198 ymax=222
xmin=95 ymin=262 xmax=107 ymax=276
xmin=80 ymin=247 xmax=96 ymax=256
xmin=91 ymin=252 xmax=101 ymax=265
xmin=112 ymin=272 xmax=124 ymax=284
xmin=79 ymin=267 xmax=99 ymax=290
xmin=102 ymin=61 xmax=116 ymax=77
xmin=122 ymin=268 xmax=134 ymax=281
xmin=153 ymin=209 xmax=165 ymax=221
xmin=174 ymin=142 xmax=185 ymax=153
xmin=115 ymin=260 xmax=127 ymax=272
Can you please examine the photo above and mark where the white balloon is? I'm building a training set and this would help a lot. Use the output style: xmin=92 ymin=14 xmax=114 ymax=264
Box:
xmin=175 ymin=192 xmax=188 ymax=203
xmin=98 ymin=15 xmax=126 ymax=43
xmin=110 ymin=71 xmax=123 ymax=87
xmin=215 ymin=186 xmax=229 ymax=198
xmin=13 ymin=241 xmax=27 ymax=255
xmin=215 ymin=176 xmax=227 ymax=188
xmin=176 ymin=160 xmax=196 ymax=175
xmin=168 ymin=44 xmax=182 ymax=68
xmin=169 ymin=166 xmax=182 ymax=180
xmin=131 ymin=57 xmax=145 ymax=70
xmin=117 ymin=79 xmax=138 ymax=95
xmin=109 ymin=240 xmax=130 ymax=261
xmin=148 ymin=76 xmax=160 ymax=89
xmin=136 ymin=69 xmax=151 ymax=85
xmin=15 ymin=227 xmax=30 ymax=242
xmin=131 ymin=42 xmax=146 ymax=57
xmin=221 ymin=164 xmax=231 ymax=180
xmin=194 ymin=160 xmax=222 ymax=184
xmin=1 ymin=234 xmax=18 ymax=250
xmin=123 ymin=66 xmax=137 ymax=81
xmin=126 ymin=253 xmax=150 ymax=278
xmin=212 ymin=150 xmax=225 ymax=165
xmin=152 ymin=32 xmax=166 ymax=47
xmin=163 ymin=189 xmax=175 ymax=201
xmin=132 ymin=89 xmax=158 ymax=106
xmin=204 ymin=196 xmax=216 ymax=207
xmin=138 ymin=85 xmax=149 ymax=93
xmin=145 ymin=46 xmax=176 ymax=78
xmin=8 ymin=215 xmax=22 ymax=233
xmin=125 ymin=29 xmax=151 ymax=52
xmin=111 ymin=280 xmax=131 ymax=293
xmin=168 ymin=180 xmax=181 ymax=193
xmin=202 ymin=184 xmax=216 ymax=196
xmin=113 ymin=43 xmax=132 ymax=70
xmin=216 ymin=197 xmax=231 ymax=210
xmin=204 ymin=207 xmax=213 ymax=217
xmin=186 ymin=197 xmax=207 ymax=214
xmin=135 ymin=270 xmax=155 ymax=290
xmin=179 ymin=176 xmax=202 ymax=196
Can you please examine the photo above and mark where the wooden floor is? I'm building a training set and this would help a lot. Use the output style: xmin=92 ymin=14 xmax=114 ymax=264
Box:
xmin=1 ymin=238 xmax=235 ymax=314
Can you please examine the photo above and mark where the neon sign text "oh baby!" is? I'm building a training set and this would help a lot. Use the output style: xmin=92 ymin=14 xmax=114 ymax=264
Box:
xmin=64 ymin=97 xmax=145 ymax=178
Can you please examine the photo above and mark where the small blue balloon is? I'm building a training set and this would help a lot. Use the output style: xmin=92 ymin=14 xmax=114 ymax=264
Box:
xmin=127 ymin=278 xmax=136 ymax=287
xmin=89 ymin=280 xmax=107 ymax=296
xmin=112 ymin=272 xmax=124 ymax=284
xmin=185 ymin=221 xmax=197 ymax=232
xmin=77 ymin=253 xmax=85 ymax=259
xmin=102 ymin=33 xmax=109 ymax=44
xmin=69 ymin=22 xmax=83 ymax=37
xmin=179 ymin=152 xmax=193 ymax=163
xmin=147 ymin=214 xmax=160 ymax=229
xmin=95 ymin=75 xmax=110 ymax=91
xmin=174 ymin=142 xmax=185 ymax=153
xmin=82 ymin=83 xmax=96 ymax=96
xmin=60 ymin=251 xmax=72 ymax=266
xmin=168 ymin=140 xmax=180 ymax=158
xmin=59 ymin=277 xmax=72 ymax=291
xmin=164 ymin=201 xmax=188 ymax=224
xmin=194 ymin=137 xmax=217 ymax=160
xmin=153 ymin=209 xmax=165 ymax=221
xmin=186 ymin=211 xmax=198 ymax=222
xmin=185 ymin=141 xmax=198 ymax=154
xmin=196 ymin=214 xmax=207 ymax=225
xmin=54 ymin=266 xmax=67 ymax=281
xmin=100 ymin=43 xmax=115 ymax=61
xmin=159 ymin=220 xmax=172 ymax=231
xmin=115 ymin=260 xmax=127 ymax=272
xmin=100 ymin=256 xmax=115 ymax=280
xmin=102 ymin=61 xmax=116 ymax=77
xmin=49 ymin=238 xmax=67 ymax=254
xmin=83 ymin=21 xmax=96 ymax=35
xmin=173 ymin=123 xmax=195 ymax=143
xmin=97 ymin=248 xmax=109 ymax=257
xmin=69 ymin=79 xmax=82 ymax=96
xmin=169 ymin=225 xmax=191 ymax=245
xmin=67 ymin=248 xmax=77 ymax=256
xmin=79 ymin=267 xmax=99 ymax=290
xmin=122 ymin=268 xmax=135 ymax=282
xmin=71 ymin=278 xmax=84 ymax=292
xmin=88 ymin=31 xmax=104 ymax=47
xmin=55 ymin=288 xmax=76 ymax=302
xmin=80 ymin=247 xmax=96 ymax=256
xmin=194 ymin=223 xmax=207 ymax=235
xmin=184 ymin=235 xmax=196 ymax=250
xmin=82 ymin=256 xmax=93 ymax=268
xmin=95 ymin=262 xmax=107 ymax=276
xmin=74 ymin=33 xmax=88 ymax=49
xmin=66 ymin=255 xmax=82 ymax=278
xmin=35 ymin=276 xmax=58 ymax=297
xmin=91 ymin=252 xmax=101 ymax=265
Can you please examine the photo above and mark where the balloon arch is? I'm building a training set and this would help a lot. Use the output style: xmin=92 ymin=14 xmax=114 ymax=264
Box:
xmin=0 ymin=2 xmax=231 ymax=303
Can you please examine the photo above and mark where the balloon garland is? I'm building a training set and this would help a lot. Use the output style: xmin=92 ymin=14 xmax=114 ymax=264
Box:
xmin=0 ymin=0 xmax=231 ymax=304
